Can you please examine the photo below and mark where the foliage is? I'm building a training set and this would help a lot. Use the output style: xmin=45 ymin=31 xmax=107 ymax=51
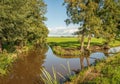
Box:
xmin=0 ymin=0 xmax=48 ymax=51
xmin=64 ymin=0 xmax=102 ymax=36
xmin=99 ymin=0 xmax=120 ymax=42
xmin=63 ymin=0 xmax=120 ymax=50
xmin=0 ymin=53 xmax=15 ymax=75
xmin=63 ymin=0 xmax=103 ymax=50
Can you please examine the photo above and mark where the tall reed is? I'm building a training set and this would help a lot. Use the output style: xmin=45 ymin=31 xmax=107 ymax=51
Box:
xmin=41 ymin=61 xmax=71 ymax=84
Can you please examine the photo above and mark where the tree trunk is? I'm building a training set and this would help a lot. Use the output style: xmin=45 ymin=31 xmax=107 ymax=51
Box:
xmin=86 ymin=57 xmax=90 ymax=66
xmin=87 ymin=34 xmax=91 ymax=49
xmin=80 ymin=56 xmax=84 ymax=70
xmin=80 ymin=34 xmax=85 ymax=52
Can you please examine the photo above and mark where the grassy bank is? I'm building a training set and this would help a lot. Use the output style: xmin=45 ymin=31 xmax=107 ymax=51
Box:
xmin=0 ymin=44 xmax=33 ymax=76
xmin=0 ymin=43 xmax=47 ymax=76
xmin=0 ymin=53 xmax=15 ymax=75
xmin=69 ymin=53 xmax=120 ymax=84
xmin=47 ymin=37 xmax=120 ymax=48
xmin=47 ymin=37 xmax=120 ymax=56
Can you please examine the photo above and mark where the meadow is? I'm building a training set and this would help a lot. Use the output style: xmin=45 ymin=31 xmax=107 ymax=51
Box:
xmin=47 ymin=37 xmax=120 ymax=48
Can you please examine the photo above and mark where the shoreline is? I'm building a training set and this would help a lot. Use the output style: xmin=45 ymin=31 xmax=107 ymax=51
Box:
xmin=67 ymin=52 xmax=120 ymax=84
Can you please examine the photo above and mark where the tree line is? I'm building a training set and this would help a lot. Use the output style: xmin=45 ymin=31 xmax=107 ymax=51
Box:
xmin=0 ymin=0 xmax=48 ymax=52
xmin=64 ymin=0 xmax=120 ymax=51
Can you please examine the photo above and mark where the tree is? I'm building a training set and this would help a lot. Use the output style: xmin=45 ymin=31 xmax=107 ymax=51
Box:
xmin=115 ymin=0 xmax=120 ymax=40
xmin=99 ymin=0 xmax=120 ymax=43
xmin=64 ymin=0 xmax=102 ymax=51
xmin=0 ymin=0 xmax=48 ymax=51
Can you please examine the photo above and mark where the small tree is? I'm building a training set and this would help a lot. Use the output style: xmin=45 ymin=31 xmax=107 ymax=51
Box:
xmin=99 ymin=0 xmax=120 ymax=43
xmin=64 ymin=0 xmax=102 ymax=51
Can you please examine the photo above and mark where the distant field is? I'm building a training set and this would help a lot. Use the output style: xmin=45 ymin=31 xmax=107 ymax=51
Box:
xmin=47 ymin=37 xmax=78 ymax=43
xmin=47 ymin=37 xmax=120 ymax=48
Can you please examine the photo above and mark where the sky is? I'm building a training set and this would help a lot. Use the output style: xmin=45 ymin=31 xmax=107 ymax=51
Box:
xmin=44 ymin=0 xmax=79 ymax=36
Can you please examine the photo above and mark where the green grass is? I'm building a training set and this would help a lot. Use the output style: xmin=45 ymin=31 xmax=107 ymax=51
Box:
xmin=71 ymin=53 xmax=120 ymax=84
xmin=47 ymin=37 xmax=78 ymax=43
xmin=0 ymin=53 xmax=15 ymax=75
xmin=47 ymin=37 xmax=120 ymax=48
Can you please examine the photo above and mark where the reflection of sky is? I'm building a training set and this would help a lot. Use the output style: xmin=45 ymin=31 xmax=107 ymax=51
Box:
xmin=90 ymin=52 xmax=106 ymax=59
xmin=109 ymin=46 xmax=120 ymax=53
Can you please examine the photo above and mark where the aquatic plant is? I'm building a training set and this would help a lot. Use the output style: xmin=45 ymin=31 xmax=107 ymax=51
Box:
xmin=41 ymin=61 xmax=72 ymax=84
xmin=40 ymin=67 xmax=66 ymax=84
xmin=40 ymin=67 xmax=58 ymax=84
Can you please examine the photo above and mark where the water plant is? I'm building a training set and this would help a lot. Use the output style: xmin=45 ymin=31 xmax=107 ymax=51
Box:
xmin=40 ymin=67 xmax=58 ymax=84
xmin=41 ymin=61 xmax=72 ymax=84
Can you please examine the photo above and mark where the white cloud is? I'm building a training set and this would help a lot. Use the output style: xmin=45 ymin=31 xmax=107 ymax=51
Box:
xmin=48 ymin=26 xmax=79 ymax=36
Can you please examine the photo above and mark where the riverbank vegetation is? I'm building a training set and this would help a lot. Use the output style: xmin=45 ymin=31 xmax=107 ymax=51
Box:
xmin=0 ymin=0 xmax=48 ymax=75
xmin=0 ymin=53 xmax=15 ymax=75
xmin=47 ymin=37 xmax=120 ymax=56
xmin=69 ymin=53 xmax=120 ymax=84
xmin=0 ymin=0 xmax=120 ymax=84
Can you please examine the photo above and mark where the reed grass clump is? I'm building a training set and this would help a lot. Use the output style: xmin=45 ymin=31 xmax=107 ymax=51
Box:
xmin=41 ymin=61 xmax=72 ymax=84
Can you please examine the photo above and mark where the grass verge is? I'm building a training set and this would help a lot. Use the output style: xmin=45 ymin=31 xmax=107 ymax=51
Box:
xmin=0 ymin=53 xmax=15 ymax=75
xmin=47 ymin=37 xmax=120 ymax=56
xmin=0 ymin=44 xmax=33 ymax=76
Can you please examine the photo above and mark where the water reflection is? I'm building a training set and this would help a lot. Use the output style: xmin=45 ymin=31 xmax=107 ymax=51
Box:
xmin=45 ymin=46 xmax=120 ymax=77
xmin=0 ymin=47 xmax=48 ymax=84
xmin=0 ymin=46 xmax=120 ymax=84
xmin=80 ymin=50 xmax=90 ymax=70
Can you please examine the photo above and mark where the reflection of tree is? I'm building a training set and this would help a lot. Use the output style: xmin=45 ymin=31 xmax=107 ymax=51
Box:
xmin=0 ymin=46 xmax=48 ymax=84
xmin=103 ymin=49 xmax=109 ymax=57
xmin=80 ymin=49 xmax=90 ymax=70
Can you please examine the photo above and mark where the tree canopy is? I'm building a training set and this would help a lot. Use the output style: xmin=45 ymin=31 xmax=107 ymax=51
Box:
xmin=64 ymin=0 xmax=102 ymax=50
xmin=64 ymin=0 xmax=120 ymax=50
xmin=99 ymin=0 xmax=120 ymax=42
xmin=0 ymin=0 xmax=48 ymax=51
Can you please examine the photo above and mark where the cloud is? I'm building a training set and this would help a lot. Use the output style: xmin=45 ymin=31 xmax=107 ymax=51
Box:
xmin=48 ymin=26 xmax=79 ymax=36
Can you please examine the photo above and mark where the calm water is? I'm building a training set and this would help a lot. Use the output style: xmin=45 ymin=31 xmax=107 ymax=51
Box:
xmin=0 ymin=46 xmax=120 ymax=84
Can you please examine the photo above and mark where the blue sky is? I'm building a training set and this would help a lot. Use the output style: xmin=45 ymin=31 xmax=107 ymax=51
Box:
xmin=44 ymin=0 xmax=79 ymax=36
xmin=44 ymin=0 xmax=67 ymax=28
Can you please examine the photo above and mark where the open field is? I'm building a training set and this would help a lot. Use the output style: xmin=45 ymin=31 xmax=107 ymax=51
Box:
xmin=47 ymin=37 xmax=120 ymax=48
